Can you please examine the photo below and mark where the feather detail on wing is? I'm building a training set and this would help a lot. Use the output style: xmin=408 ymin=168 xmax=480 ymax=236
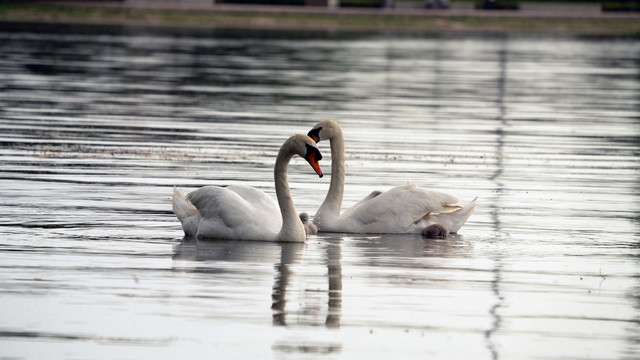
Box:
xmin=341 ymin=184 xmax=459 ymax=233
xmin=186 ymin=185 xmax=281 ymax=239
xmin=226 ymin=185 xmax=280 ymax=216
xmin=422 ymin=197 xmax=477 ymax=233
xmin=341 ymin=190 xmax=383 ymax=218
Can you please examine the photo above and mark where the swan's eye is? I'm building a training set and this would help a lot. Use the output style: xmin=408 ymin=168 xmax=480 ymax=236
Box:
xmin=307 ymin=127 xmax=322 ymax=143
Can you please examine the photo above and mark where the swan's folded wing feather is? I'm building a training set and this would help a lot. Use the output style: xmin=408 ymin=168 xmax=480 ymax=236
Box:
xmin=226 ymin=185 xmax=279 ymax=215
xmin=347 ymin=185 xmax=460 ymax=232
xmin=187 ymin=186 xmax=281 ymax=238
xmin=187 ymin=186 xmax=249 ymax=229
xmin=341 ymin=190 xmax=383 ymax=218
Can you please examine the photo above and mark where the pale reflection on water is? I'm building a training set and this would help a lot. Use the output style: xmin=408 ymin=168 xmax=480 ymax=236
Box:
xmin=0 ymin=23 xmax=639 ymax=359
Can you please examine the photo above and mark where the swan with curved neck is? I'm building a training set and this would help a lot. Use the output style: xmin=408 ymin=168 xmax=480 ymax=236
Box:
xmin=173 ymin=134 xmax=323 ymax=242
xmin=307 ymin=120 xmax=476 ymax=234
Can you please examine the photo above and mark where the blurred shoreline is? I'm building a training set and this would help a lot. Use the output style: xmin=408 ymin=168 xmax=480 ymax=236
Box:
xmin=1 ymin=1 xmax=639 ymax=35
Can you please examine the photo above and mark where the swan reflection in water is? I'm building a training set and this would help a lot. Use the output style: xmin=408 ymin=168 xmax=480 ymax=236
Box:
xmin=172 ymin=236 xmax=343 ymax=328
xmin=269 ymin=236 xmax=343 ymax=328
xmin=171 ymin=233 xmax=474 ymax=357
xmin=171 ymin=233 xmax=472 ymax=323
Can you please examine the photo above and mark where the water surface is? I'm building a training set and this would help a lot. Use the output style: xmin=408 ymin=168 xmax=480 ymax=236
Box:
xmin=0 ymin=24 xmax=639 ymax=359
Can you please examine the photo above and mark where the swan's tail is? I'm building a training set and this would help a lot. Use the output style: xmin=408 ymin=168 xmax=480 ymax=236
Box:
xmin=172 ymin=187 xmax=199 ymax=237
xmin=429 ymin=197 xmax=477 ymax=234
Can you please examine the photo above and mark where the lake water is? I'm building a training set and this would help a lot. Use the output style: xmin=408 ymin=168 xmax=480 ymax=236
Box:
xmin=0 ymin=23 xmax=639 ymax=359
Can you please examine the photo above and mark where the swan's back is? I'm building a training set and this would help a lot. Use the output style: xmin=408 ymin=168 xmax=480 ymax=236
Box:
xmin=337 ymin=185 xmax=460 ymax=233
xmin=186 ymin=186 xmax=281 ymax=240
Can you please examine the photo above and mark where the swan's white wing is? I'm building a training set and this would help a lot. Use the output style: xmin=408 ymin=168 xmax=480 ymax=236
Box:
xmin=226 ymin=185 xmax=280 ymax=216
xmin=341 ymin=185 xmax=459 ymax=233
xmin=187 ymin=186 xmax=281 ymax=240
xmin=341 ymin=190 xmax=382 ymax=218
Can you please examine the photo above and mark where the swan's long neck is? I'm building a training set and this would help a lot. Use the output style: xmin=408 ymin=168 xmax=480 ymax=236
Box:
xmin=315 ymin=130 xmax=345 ymax=224
xmin=274 ymin=148 xmax=306 ymax=242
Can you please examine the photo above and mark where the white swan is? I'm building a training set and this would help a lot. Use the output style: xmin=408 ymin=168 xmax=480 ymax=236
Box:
xmin=307 ymin=120 xmax=476 ymax=234
xmin=172 ymin=134 xmax=323 ymax=242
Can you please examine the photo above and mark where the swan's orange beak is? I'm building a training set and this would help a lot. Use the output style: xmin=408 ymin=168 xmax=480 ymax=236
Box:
xmin=306 ymin=152 xmax=323 ymax=178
